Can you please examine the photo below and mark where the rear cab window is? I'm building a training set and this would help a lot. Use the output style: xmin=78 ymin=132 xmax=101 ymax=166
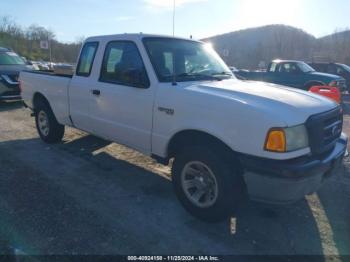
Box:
xmin=269 ymin=62 xmax=277 ymax=72
xmin=76 ymin=42 xmax=99 ymax=77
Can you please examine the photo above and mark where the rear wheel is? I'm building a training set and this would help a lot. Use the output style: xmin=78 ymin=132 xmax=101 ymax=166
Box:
xmin=172 ymin=146 xmax=245 ymax=222
xmin=35 ymin=101 xmax=64 ymax=143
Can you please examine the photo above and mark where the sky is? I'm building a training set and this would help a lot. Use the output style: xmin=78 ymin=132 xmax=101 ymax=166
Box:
xmin=1 ymin=0 xmax=350 ymax=43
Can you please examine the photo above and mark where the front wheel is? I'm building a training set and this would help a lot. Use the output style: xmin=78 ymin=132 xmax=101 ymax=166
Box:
xmin=35 ymin=101 xmax=65 ymax=143
xmin=172 ymin=146 xmax=245 ymax=222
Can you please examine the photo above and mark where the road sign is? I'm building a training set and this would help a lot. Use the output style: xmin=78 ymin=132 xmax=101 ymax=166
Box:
xmin=40 ymin=40 xmax=49 ymax=49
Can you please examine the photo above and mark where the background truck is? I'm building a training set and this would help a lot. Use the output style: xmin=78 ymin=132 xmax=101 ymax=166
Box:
xmin=309 ymin=62 xmax=350 ymax=92
xmin=236 ymin=60 xmax=347 ymax=92
xmin=20 ymin=34 xmax=348 ymax=222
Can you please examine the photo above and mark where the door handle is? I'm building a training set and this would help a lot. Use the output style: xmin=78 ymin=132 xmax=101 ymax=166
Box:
xmin=91 ymin=89 xmax=101 ymax=96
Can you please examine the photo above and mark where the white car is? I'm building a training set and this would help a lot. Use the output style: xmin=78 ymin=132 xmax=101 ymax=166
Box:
xmin=31 ymin=61 xmax=50 ymax=71
xmin=20 ymin=34 xmax=348 ymax=222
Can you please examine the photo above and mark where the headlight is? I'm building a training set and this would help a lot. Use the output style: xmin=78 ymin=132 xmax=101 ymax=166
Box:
xmin=265 ymin=125 xmax=309 ymax=152
xmin=285 ymin=125 xmax=309 ymax=151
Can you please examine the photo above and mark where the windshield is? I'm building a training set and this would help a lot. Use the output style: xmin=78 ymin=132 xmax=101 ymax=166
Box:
xmin=341 ymin=64 xmax=350 ymax=72
xmin=298 ymin=62 xmax=315 ymax=73
xmin=143 ymin=37 xmax=233 ymax=82
xmin=0 ymin=51 xmax=25 ymax=65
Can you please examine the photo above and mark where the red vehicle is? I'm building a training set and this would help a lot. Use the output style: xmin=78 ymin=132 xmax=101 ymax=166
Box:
xmin=309 ymin=86 xmax=341 ymax=104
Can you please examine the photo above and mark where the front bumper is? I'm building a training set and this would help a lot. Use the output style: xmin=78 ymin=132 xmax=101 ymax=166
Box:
xmin=0 ymin=76 xmax=21 ymax=101
xmin=0 ymin=94 xmax=21 ymax=101
xmin=240 ymin=133 xmax=348 ymax=204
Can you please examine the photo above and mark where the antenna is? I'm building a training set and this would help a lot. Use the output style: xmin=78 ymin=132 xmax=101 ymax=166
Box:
xmin=172 ymin=0 xmax=176 ymax=36
xmin=172 ymin=0 xmax=177 ymax=86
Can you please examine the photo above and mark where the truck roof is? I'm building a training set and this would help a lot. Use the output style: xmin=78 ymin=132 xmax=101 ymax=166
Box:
xmin=85 ymin=33 xmax=201 ymax=43
xmin=271 ymin=59 xmax=303 ymax=64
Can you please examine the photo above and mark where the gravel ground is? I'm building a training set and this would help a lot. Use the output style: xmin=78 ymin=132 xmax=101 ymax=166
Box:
xmin=0 ymin=99 xmax=349 ymax=257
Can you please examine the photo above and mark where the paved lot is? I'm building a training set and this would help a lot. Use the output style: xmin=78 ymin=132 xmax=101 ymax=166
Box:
xmin=0 ymin=98 xmax=349 ymax=256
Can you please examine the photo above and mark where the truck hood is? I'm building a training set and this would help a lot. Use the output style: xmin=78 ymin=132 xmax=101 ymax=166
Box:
xmin=184 ymin=79 xmax=338 ymax=126
xmin=308 ymin=71 xmax=343 ymax=80
xmin=0 ymin=64 xmax=33 ymax=74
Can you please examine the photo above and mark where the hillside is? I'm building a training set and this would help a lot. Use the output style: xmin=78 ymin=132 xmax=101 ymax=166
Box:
xmin=203 ymin=25 xmax=350 ymax=69
xmin=1 ymin=16 xmax=350 ymax=68
xmin=0 ymin=17 xmax=81 ymax=63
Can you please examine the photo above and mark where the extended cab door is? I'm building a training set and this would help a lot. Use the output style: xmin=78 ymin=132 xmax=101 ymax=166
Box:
xmin=69 ymin=42 xmax=99 ymax=132
xmin=88 ymin=40 xmax=154 ymax=153
xmin=264 ymin=62 xmax=278 ymax=83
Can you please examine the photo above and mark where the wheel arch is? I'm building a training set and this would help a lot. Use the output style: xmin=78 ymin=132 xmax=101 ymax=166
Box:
xmin=33 ymin=91 xmax=65 ymax=126
xmin=32 ymin=92 xmax=51 ymax=112
xmin=161 ymin=129 xmax=241 ymax=170
xmin=304 ymin=80 xmax=326 ymax=90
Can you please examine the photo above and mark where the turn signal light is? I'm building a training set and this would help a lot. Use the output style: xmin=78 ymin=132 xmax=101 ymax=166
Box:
xmin=265 ymin=129 xmax=286 ymax=152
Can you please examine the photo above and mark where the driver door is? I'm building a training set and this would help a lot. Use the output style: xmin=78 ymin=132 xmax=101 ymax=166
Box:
xmin=89 ymin=40 xmax=154 ymax=153
xmin=276 ymin=62 xmax=300 ymax=87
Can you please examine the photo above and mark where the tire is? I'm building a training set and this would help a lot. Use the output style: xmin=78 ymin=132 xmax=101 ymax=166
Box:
xmin=172 ymin=146 xmax=245 ymax=222
xmin=35 ymin=100 xmax=65 ymax=143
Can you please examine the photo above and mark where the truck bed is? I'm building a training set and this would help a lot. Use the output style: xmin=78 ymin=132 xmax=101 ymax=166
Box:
xmin=20 ymin=70 xmax=72 ymax=125
xmin=23 ymin=70 xmax=73 ymax=78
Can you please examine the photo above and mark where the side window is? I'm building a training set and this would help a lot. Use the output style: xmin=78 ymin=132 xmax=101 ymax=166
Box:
xmin=327 ymin=64 xmax=336 ymax=74
xmin=278 ymin=63 xmax=297 ymax=73
xmin=320 ymin=64 xmax=327 ymax=72
xmin=336 ymin=66 xmax=344 ymax=75
xmin=100 ymin=41 xmax=149 ymax=88
xmin=279 ymin=63 xmax=290 ymax=73
xmin=76 ymin=42 xmax=98 ymax=76
xmin=289 ymin=63 xmax=298 ymax=73
xmin=163 ymin=52 xmax=174 ymax=75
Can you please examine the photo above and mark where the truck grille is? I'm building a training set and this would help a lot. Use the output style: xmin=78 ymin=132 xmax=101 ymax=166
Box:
xmin=305 ymin=107 xmax=343 ymax=156
xmin=1 ymin=90 xmax=20 ymax=96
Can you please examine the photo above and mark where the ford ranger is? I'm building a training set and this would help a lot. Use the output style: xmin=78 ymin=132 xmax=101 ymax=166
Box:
xmin=236 ymin=60 xmax=347 ymax=92
xmin=20 ymin=34 xmax=348 ymax=222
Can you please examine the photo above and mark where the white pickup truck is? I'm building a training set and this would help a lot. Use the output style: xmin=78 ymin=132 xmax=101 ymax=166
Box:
xmin=20 ymin=34 xmax=348 ymax=222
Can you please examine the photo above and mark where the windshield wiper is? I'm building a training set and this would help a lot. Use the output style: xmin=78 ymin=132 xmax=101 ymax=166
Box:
xmin=175 ymin=73 xmax=222 ymax=81
xmin=211 ymin=72 xmax=234 ymax=79
xmin=211 ymin=71 xmax=232 ymax=76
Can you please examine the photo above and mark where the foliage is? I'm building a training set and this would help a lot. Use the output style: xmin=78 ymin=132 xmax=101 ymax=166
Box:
xmin=0 ymin=16 xmax=82 ymax=63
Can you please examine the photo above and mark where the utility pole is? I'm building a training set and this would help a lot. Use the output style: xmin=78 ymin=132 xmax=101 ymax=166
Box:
xmin=48 ymin=35 xmax=52 ymax=64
